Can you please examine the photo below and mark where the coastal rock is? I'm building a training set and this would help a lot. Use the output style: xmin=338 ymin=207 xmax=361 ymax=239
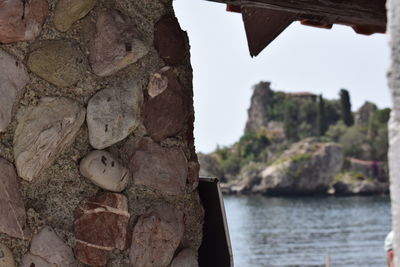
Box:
xmin=129 ymin=138 xmax=188 ymax=196
xmin=0 ymin=0 xmax=48 ymax=43
xmin=0 ymin=158 xmax=30 ymax=239
xmin=143 ymin=69 xmax=190 ymax=142
xmin=27 ymin=40 xmax=87 ymax=87
xmin=154 ymin=16 xmax=187 ymax=65
xmin=332 ymin=172 xmax=389 ymax=195
xmin=54 ymin=0 xmax=97 ymax=32
xmin=147 ymin=67 xmax=170 ymax=98
xmin=21 ymin=253 xmax=53 ymax=267
xmin=87 ymin=85 xmax=142 ymax=149
xmin=80 ymin=150 xmax=130 ymax=192
xmin=0 ymin=244 xmax=16 ymax=267
xmin=0 ymin=49 xmax=30 ymax=132
xmin=170 ymin=249 xmax=198 ymax=267
xmin=14 ymin=97 xmax=86 ymax=181
xmin=21 ymin=226 xmax=76 ymax=267
xmin=129 ymin=204 xmax=184 ymax=267
xmin=233 ymin=139 xmax=344 ymax=195
xmin=74 ymin=193 xmax=130 ymax=266
xmin=89 ymin=10 xmax=149 ymax=76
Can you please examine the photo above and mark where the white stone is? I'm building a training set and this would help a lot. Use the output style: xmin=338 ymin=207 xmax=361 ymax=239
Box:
xmin=0 ymin=244 xmax=16 ymax=267
xmin=87 ymin=85 xmax=142 ymax=149
xmin=14 ymin=97 xmax=86 ymax=181
xmin=80 ymin=150 xmax=129 ymax=192
xmin=0 ymin=49 xmax=29 ymax=132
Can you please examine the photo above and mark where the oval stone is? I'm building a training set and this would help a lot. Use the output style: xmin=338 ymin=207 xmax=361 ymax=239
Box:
xmin=80 ymin=150 xmax=129 ymax=192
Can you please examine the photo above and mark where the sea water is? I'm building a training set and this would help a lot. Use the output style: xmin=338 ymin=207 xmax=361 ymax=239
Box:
xmin=223 ymin=195 xmax=391 ymax=267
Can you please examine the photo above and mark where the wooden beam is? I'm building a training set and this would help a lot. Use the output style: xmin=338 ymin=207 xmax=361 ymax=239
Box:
xmin=207 ymin=0 xmax=387 ymax=29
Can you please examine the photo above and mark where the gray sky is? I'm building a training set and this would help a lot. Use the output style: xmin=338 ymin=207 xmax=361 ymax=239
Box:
xmin=173 ymin=0 xmax=391 ymax=153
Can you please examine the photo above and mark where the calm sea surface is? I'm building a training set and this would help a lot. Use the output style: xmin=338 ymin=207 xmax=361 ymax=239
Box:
xmin=223 ymin=195 xmax=391 ymax=267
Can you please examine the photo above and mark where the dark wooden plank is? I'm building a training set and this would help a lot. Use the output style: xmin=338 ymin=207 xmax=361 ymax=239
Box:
xmin=242 ymin=7 xmax=297 ymax=56
xmin=207 ymin=0 xmax=386 ymax=29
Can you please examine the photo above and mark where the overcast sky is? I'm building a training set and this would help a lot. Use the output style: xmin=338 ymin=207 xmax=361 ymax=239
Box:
xmin=173 ymin=0 xmax=391 ymax=153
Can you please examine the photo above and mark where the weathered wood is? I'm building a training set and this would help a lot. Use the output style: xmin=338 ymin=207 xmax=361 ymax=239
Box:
xmin=207 ymin=0 xmax=387 ymax=29
xmin=242 ymin=7 xmax=297 ymax=56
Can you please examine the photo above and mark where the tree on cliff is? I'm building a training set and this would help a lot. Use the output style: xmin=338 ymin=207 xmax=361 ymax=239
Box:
xmin=317 ymin=94 xmax=327 ymax=136
xmin=284 ymin=102 xmax=299 ymax=141
xmin=339 ymin=89 xmax=354 ymax=126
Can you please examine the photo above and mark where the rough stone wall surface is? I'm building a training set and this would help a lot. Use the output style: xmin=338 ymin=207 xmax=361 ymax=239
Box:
xmin=387 ymin=0 xmax=400 ymax=265
xmin=0 ymin=0 xmax=203 ymax=266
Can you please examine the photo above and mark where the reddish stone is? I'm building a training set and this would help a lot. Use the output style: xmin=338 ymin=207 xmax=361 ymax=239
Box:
xmin=0 ymin=0 xmax=48 ymax=43
xmin=0 ymin=157 xmax=30 ymax=239
xmin=143 ymin=69 xmax=190 ymax=142
xmin=89 ymin=10 xmax=148 ymax=77
xmin=129 ymin=204 xmax=184 ymax=267
xmin=154 ymin=16 xmax=187 ymax=65
xmin=129 ymin=138 xmax=188 ymax=196
xmin=73 ymin=193 xmax=130 ymax=266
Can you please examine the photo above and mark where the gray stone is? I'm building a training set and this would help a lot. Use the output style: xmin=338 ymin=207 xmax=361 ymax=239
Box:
xmin=29 ymin=226 xmax=77 ymax=267
xmin=89 ymin=10 xmax=149 ymax=76
xmin=0 ymin=244 xmax=16 ymax=267
xmin=0 ymin=49 xmax=29 ymax=132
xmin=80 ymin=150 xmax=129 ymax=192
xmin=87 ymin=84 xmax=142 ymax=149
xmin=0 ymin=158 xmax=30 ymax=239
xmin=129 ymin=204 xmax=184 ymax=267
xmin=169 ymin=249 xmax=198 ymax=267
xmin=129 ymin=138 xmax=188 ymax=196
xmin=21 ymin=253 xmax=53 ymax=267
xmin=54 ymin=0 xmax=97 ymax=32
xmin=14 ymin=97 xmax=86 ymax=181
xmin=27 ymin=40 xmax=87 ymax=87
xmin=0 ymin=0 xmax=48 ymax=43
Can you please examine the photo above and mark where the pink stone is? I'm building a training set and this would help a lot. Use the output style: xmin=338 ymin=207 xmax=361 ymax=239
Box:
xmin=73 ymin=193 xmax=130 ymax=266
xmin=129 ymin=137 xmax=188 ymax=196
xmin=154 ymin=16 xmax=187 ymax=65
xmin=0 ymin=49 xmax=30 ymax=132
xmin=143 ymin=69 xmax=190 ymax=142
xmin=0 ymin=157 xmax=30 ymax=239
xmin=29 ymin=227 xmax=76 ymax=266
xmin=0 ymin=0 xmax=48 ymax=43
xmin=129 ymin=204 xmax=184 ymax=267
xmin=89 ymin=10 xmax=148 ymax=77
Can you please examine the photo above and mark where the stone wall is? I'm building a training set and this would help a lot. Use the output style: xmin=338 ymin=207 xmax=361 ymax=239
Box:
xmin=0 ymin=0 xmax=203 ymax=266
xmin=387 ymin=0 xmax=400 ymax=265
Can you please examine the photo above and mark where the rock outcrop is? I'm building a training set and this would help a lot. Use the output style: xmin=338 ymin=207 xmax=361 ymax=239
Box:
xmin=0 ymin=0 xmax=48 ymax=43
xmin=0 ymin=158 xmax=30 ymax=239
xmin=129 ymin=204 xmax=184 ymax=267
xmin=230 ymin=139 xmax=344 ymax=195
xmin=244 ymin=82 xmax=274 ymax=134
xmin=332 ymin=172 xmax=389 ymax=195
xmin=355 ymin=101 xmax=377 ymax=126
xmin=14 ymin=97 xmax=85 ymax=181
xmin=0 ymin=49 xmax=30 ymax=132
